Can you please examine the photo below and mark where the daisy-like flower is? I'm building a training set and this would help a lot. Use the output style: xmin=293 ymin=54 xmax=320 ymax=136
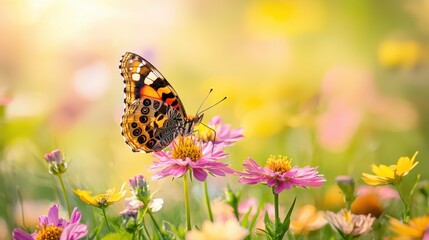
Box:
xmin=238 ymin=156 xmax=326 ymax=194
xmin=389 ymin=215 xmax=429 ymax=239
xmin=73 ymin=186 xmax=126 ymax=209
xmin=186 ymin=219 xmax=249 ymax=240
xmin=12 ymin=204 xmax=87 ymax=240
xmin=362 ymin=151 xmax=419 ymax=186
xmin=150 ymin=136 xmax=234 ymax=181
xmin=290 ymin=205 xmax=327 ymax=236
xmin=196 ymin=116 xmax=244 ymax=146
xmin=325 ymin=209 xmax=375 ymax=238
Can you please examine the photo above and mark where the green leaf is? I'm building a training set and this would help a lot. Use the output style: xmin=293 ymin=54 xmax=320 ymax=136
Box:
xmin=241 ymin=207 xmax=252 ymax=228
xmin=281 ymin=196 xmax=297 ymax=229
xmin=162 ymin=221 xmax=186 ymax=240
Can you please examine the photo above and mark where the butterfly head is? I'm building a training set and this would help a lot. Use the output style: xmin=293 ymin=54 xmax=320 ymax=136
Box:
xmin=182 ymin=114 xmax=204 ymax=136
xmin=188 ymin=113 xmax=204 ymax=125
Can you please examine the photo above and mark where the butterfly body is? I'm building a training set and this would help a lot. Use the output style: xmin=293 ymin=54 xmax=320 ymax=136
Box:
xmin=119 ymin=52 xmax=202 ymax=153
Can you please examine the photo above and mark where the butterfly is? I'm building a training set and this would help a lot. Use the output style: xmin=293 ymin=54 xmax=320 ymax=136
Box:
xmin=119 ymin=52 xmax=204 ymax=153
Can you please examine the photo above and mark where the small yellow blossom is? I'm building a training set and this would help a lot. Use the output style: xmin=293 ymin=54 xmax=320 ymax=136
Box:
xmin=389 ymin=215 xmax=429 ymax=239
xmin=73 ymin=187 xmax=126 ymax=209
xmin=362 ymin=151 xmax=419 ymax=186
xmin=290 ymin=205 xmax=327 ymax=235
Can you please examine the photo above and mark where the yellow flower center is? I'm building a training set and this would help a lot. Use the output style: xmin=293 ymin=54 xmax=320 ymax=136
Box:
xmin=35 ymin=225 xmax=63 ymax=240
xmin=95 ymin=194 xmax=110 ymax=207
xmin=265 ymin=155 xmax=292 ymax=174
xmin=341 ymin=209 xmax=353 ymax=223
xmin=171 ymin=137 xmax=203 ymax=161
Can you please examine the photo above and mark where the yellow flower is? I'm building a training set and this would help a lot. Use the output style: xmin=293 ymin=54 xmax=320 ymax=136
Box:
xmin=73 ymin=186 xmax=126 ymax=209
xmin=361 ymin=151 xmax=419 ymax=186
xmin=290 ymin=205 xmax=327 ymax=235
xmin=389 ymin=215 xmax=429 ymax=239
xmin=378 ymin=40 xmax=423 ymax=69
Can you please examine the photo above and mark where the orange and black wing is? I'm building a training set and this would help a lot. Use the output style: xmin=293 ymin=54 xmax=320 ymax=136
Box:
xmin=119 ymin=52 xmax=186 ymax=115
xmin=119 ymin=52 xmax=187 ymax=153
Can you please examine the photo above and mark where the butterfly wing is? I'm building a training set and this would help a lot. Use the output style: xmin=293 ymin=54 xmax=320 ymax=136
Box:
xmin=120 ymin=52 xmax=187 ymax=115
xmin=121 ymin=98 xmax=184 ymax=152
xmin=119 ymin=52 xmax=187 ymax=152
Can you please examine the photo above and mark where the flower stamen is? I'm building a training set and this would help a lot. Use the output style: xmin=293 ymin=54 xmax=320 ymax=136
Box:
xmin=35 ymin=225 xmax=63 ymax=240
xmin=265 ymin=155 xmax=292 ymax=174
xmin=171 ymin=137 xmax=203 ymax=161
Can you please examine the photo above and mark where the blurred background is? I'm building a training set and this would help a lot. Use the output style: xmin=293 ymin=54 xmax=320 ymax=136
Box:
xmin=1 ymin=0 xmax=429 ymax=237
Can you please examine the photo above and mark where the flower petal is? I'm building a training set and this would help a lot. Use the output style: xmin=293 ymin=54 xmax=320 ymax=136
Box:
xmin=73 ymin=189 xmax=98 ymax=207
xmin=193 ymin=168 xmax=208 ymax=181
xmin=69 ymin=208 xmax=82 ymax=224
xmin=12 ymin=228 xmax=33 ymax=240
xmin=48 ymin=204 xmax=60 ymax=226
xmin=60 ymin=223 xmax=88 ymax=240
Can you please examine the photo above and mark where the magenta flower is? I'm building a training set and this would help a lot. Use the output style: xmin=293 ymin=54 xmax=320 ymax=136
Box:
xmin=238 ymin=156 xmax=326 ymax=194
xmin=12 ymin=204 xmax=87 ymax=240
xmin=208 ymin=116 xmax=244 ymax=146
xmin=150 ymin=137 xmax=234 ymax=181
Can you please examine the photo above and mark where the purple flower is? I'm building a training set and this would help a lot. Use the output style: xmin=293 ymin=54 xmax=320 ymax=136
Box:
xmin=238 ymin=156 xmax=326 ymax=194
xmin=150 ymin=136 xmax=234 ymax=182
xmin=12 ymin=204 xmax=87 ymax=240
xmin=44 ymin=150 xmax=64 ymax=164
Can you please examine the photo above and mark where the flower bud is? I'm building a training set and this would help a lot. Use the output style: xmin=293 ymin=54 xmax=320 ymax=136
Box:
xmin=44 ymin=149 xmax=68 ymax=175
xmin=120 ymin=208 xmax=139 ymax=233
xmin=129 ymin=174 xmax=150 ymax=204
xmin=335 ymin=175 xmax=355 ymax=208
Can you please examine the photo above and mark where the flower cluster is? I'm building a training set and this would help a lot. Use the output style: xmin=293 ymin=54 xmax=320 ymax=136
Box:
xmin=10 ymin=115 xmax=427 ymax=240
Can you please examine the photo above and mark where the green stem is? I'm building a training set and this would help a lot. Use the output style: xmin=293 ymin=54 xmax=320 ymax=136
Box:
xmin=101 ymin=208 xmax=111 ymax=231
xmin=148 ymin=210 xmax=164 ymax=240
xmin=183 ymin=173 xmax=191 ymax=231
xmin=273 ymin=190 xmax=280 ymax=224
xmin=142 ymin=223 xmax=151 ymax=240
xmin=395 ymin=184 xmax=410 ymax=223
xmin=203 ymin=181 xmax=214 ymax=222
xmin=57 ymin=175 xmax=71 ymax=217
xmin=17 ymin=186 xmax=26 ymax=227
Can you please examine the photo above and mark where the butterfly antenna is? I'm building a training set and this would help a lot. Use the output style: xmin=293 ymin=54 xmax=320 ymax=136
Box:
xmin=198 ymin=96 xmax=227 ymax=114
xmin=196 ymin=88 xmax=213 ymax=115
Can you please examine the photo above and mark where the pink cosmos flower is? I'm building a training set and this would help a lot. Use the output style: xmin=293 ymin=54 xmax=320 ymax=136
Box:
xmin=150 ymin=137 xmax=234 ymax=182
xmin=12 ymin=204 xmax=87 ymax=240
xmin=238 ymin=156 xmax=326 ymax=194
xmin=208 ymin=116 xmax=244 ymax=146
